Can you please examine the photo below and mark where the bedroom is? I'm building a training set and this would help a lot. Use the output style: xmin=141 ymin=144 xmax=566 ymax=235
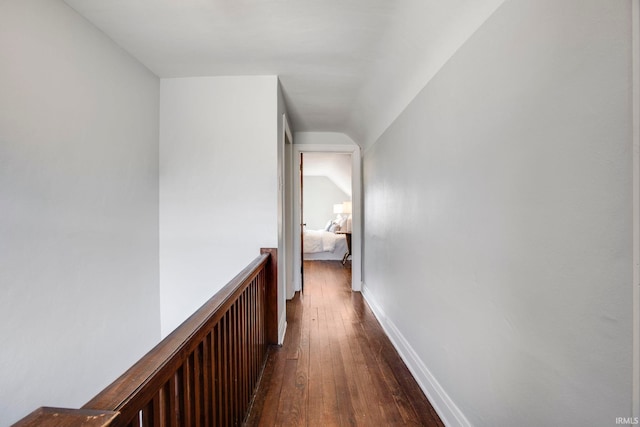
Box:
xmin=301 ymin=152 xmax=352 ymax=268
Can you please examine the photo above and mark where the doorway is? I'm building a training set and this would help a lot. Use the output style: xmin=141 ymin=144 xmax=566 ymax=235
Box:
xmin=300 ymin=152 xmax=353 ymax=292
xmin=290 ymin=144 xmax=362 ymax=295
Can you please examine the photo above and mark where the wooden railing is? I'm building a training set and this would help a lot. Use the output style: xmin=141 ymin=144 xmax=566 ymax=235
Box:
xmin=14 ymin=248 xmax=278 ymax=427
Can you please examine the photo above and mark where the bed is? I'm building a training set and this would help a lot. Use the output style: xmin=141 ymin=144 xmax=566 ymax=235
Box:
xmin=303 ymin=229 xmax=348 ymax=261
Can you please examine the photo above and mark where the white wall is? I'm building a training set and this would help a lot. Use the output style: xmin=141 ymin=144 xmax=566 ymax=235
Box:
xmin=294 ymin=131 xmax=359 ymax=146
xmin=303 ymin=176 xmax=349 ymax=230
xmin=362 ymin=0 xmax=633 ymax=426
xmin=159 ymin=76 xmax=279 ymax=337
xmin=348 ymin=0 xmax=506 ymax=149
xmin=0 ymin=1 xmax=161 ymax=424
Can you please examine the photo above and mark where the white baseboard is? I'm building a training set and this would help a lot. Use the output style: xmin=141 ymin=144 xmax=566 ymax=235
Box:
xmin=361 ymin=283 xmax=471 ymax=427
xmin=278 ymin=316 xmax=287 ymax=345
xmin=361 ymin=283 xmax=387 ymax=323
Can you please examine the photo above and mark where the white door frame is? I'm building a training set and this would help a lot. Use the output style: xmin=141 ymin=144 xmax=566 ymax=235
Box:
xmin=291 ymin=144 xmax=362 ymax=293
xmin=279 ymin=114 xmax=293 ymax=343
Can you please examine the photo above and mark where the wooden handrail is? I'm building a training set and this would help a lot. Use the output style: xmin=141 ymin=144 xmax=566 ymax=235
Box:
xmin=13 ymin=248 xmax=278 ymax=427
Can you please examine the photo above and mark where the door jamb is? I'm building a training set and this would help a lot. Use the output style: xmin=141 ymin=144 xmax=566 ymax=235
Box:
xmin=291 ymin=144 xmax=362 ymax=293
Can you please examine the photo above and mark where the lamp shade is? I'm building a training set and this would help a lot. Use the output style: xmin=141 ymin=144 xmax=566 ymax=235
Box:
xmin=342 ymin=201 xmax=352 ymax=215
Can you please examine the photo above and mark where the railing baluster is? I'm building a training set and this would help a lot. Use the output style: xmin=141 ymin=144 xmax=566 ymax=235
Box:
xmin=183 ymin=355 xmax=193 ymax=426
xmin=254 ymin=275 xmax=259 ymax=376
xmin=126 ymin=413 xmax=141 ymax=427
xmin=222 ymin=313 xmax=229 ymax=427
xmin=248 ymin=282 xmax=254 ymax=396
xmin=238 ymin=295 xmax=244 ymax=420
xmin=254 ymin=279 xmax=259 ymax=387
xmin=244 ymin=284 xmax=253 ymax=412
xmin=160 ymin=381 xmax=170 ymax=427
xmin=211 ymin=325 xmax=219 ymax=427
xmin=242 ymin=292 xmax=248 ymax=417
xmin=240 ymin=297 xmax=245 ymax=423
xmin=194 ymin=342 xmax=204 ymax=426
xmin=255 ymin=276 xmax=261 ymax=384
xmin=170 ymin=371 xmax=180 ymax=427
xmin=231 ymin=304 xmax=238 ymax=425
xmin=140 ymin=399 xmax=152 ymax=427
xmin=244 ymin=288 xmax=249 ymax=420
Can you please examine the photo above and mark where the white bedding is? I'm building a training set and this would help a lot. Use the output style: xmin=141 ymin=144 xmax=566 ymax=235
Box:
xmin=303 ymin=230 xmax=348 ymax=260
xmin=303 ymin=229 xmax=340 ymax=253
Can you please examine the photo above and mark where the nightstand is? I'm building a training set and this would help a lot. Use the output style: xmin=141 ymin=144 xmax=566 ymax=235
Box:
xmin=336 ymin=231 xmax=352 ymax=265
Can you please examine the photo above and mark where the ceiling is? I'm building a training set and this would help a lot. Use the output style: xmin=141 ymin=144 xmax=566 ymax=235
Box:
xmin=63 ymin=0 xmax=505 ymax=148
xmin=303 ymin=153 xmax=352 ymax=197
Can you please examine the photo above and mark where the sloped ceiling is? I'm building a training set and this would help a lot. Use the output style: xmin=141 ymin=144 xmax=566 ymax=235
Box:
xmin=63 ymin=0 xmax=505 ymax=148
xmin=303 ymin=153 xmax=352 ymax=197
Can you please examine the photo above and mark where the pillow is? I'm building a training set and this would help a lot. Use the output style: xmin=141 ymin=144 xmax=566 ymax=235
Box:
xmin=329 ymin=222 xmax=339 ymax=232
xmin=337 ymin=216 xmax=347 ymax=229
xmin=324 ymin=220 xmax=333 ymax=231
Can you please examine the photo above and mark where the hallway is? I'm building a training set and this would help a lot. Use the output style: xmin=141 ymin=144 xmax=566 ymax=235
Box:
xmin=246 ymin=261 xmax=444 ymax=426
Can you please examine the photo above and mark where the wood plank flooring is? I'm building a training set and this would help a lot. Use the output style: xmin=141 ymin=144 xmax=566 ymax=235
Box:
xmin=245 ymin=261 xmax=444 ymax=427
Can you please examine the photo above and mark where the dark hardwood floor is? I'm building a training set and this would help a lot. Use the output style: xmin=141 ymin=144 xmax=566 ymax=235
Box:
xmin=245 ymin=260 xmax=444 ymax=427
